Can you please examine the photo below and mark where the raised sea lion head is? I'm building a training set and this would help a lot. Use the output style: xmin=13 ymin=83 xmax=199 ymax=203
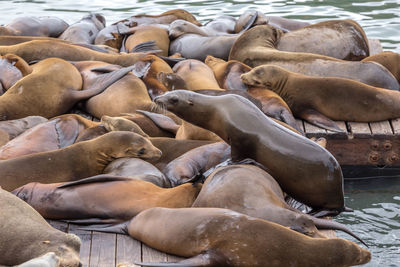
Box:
xmin=154 ymin=90 xmax=205 ymax=117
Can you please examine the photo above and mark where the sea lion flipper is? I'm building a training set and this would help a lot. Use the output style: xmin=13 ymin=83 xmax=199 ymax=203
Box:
xmin=70 ymin=64 xmax=137 ymax=100
xmin=77 ymin=221 xmax=129 ymax=234
xmin=131 ymin=40 xmax=162 ymax=54
xmin=57 ymin=174 xmax=134 ymax=188
xmin=90 ymin=65 xmax=121 ymax=73
xmin=299 ymin=109 xmax=344 ymax=133
xmin=135 ymin=251 xmax=225 ymax=267
xmin=54 ymin=118 xmax=81 ymax=148
xmin=136 ymin=110 xmax=181 ymax=134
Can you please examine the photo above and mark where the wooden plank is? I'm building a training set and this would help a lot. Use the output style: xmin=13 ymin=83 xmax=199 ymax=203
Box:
xmin=369 ymin=120 xmax=393 ymax=137
xmin=326 ymin=121 xmax=348 ymax=140
xmin=90 ymin=232 xmax=116 ymax=267
xmin=303 ymin=121 xmax=326 ymax=138
xmin=347 ymin=122 xmax=371 ymax=138
xmin=116 ymin=235 xmax=141 ymax=267
xmin=48 ymin=220 xmax=68 ymax=232
xmin=68 ymin=224 xmax=92 ymax=267
xmin=142 ymin=243 xmax=168 ymax=263
xmin=391 ymin=118 xmax=400 ymax=135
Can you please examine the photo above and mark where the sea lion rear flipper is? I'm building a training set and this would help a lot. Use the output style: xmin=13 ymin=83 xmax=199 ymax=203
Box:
xmin=135 ymin=251 xmax=226 ymax=267
xmin=90 ymin=65 xmax=121 ymax=73
xmin=57 ymin=174 xmax=135 ymax=188
xmin=299 ymin=109 xmax=344 ymax=133
xmin=76 ymin=221 xmax=129 ymax=234
xmin=70 ymin=64 xmax=140 ymax=100
xmin=54 ymin=118 xmax=81 ymax=148
xmin=136 ymin=110 xmax=181 ymax=134
xmin=157 ymin=55 xmax=186 ymax=67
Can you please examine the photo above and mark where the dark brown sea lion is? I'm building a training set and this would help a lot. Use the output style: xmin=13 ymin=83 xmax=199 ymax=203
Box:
xmin=277 ymin=19 xmax=370 ymax=60
xmin=0 ymin=189 xmax=81 ymax=266
xmin=104 ymin=157 xmax=170 ymax=187
xmin=172 ymin=59 xmax=223 ymax=90
xmin=241 ymin=65 xmax=400 ymax=124
xmin=163 ymin=141 xmax=230 ymax=186
xmin=0 ymin=131 xmax=162 ymax=191
xmin=0 ymin=54 xmax=32 ymax=94
xmin=73 ymin=61 xmax=155 ymax=118
xmin=129 ymin=207 xmax=371 ymax=267
xmin=229 ymin=25 xmax=399 ymax=90
xmin=154 ymin=90 xmax=345 ymax=212
xmin=192 ymin=164 xmax=366 ymax=245
xmin=0 ymin=58 xmax=138 ymax=120
xmin=125 ymin=9 xmax=201 ymax=27
xmin=204 ymin=55 xmax=301 ymax=132
xmin=59 ymin=13 xmax=106 ymax=44
xmin=362 ymin=51 xmax=400 ymax=84
xmin=123 ymin=25 xmax=169 ymax=56
xmin=0 ymin=114 xmax=97 ymax=160
xmin=0 ymin=16 xmax=69 ymax=37
xmin=12 ymin=177 xmax=201 ymax=224
xmin=0 ymin=115 xmax=47 ymax=139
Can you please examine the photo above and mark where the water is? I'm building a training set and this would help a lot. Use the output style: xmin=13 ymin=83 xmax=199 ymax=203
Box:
xmin=0 ymin=0 xmax=399 ymax=265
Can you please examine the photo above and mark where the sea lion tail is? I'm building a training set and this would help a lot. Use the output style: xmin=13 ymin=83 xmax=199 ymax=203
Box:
xmin=311 ymin=217 xmax=368 ymax=247
xmin=135 ymin=251 xmax=225 ymax=267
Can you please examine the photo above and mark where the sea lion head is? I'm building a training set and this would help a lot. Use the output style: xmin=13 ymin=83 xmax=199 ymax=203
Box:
xmin=97 ymin=131 xmax=162 ymax=160
xmin=154 ymin=90 xmax=200 ymax=117
xmin=241 ymin=65 xmax=289 ymax=91
xmin=56 ymin=233 xmax=82 ymax=267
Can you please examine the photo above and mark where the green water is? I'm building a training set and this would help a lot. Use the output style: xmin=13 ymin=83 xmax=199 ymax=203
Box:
xmin=0 ymin=0 xmax=399 ymax=266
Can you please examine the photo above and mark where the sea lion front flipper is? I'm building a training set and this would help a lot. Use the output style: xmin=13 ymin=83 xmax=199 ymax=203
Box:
xmin=131 ymin=40 xmax=162 ymax=54
xmin=135 ymin=251 xmax=227 ymax=267
xmin=76 ymin=221 xmax=129 ymax=234
xmin=57 ymin=174 xmax=135 ymax=188
xmin=54 ymin=118 xmax=81 ymax=148
xmin=70 ymin=64 xmax=140 ymax=100
xmin=136 ymin=110 xmax=181 ymax=134
xmin=298 ymin=109 xmax=344 ymax=133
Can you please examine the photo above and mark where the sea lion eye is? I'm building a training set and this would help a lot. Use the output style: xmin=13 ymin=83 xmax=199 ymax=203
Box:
xmin=138 ymin=148 xmax=145 ymax=155
xmin=169 ymin=96 xmax=179 ymax=104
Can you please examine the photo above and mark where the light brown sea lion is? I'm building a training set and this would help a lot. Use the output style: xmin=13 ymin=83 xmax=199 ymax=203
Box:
xmin=123 ymin=25 xmax=169 ymax=56
xmin=0 ymin=58 xmax=138 ymax=120
xmin=0 ymin=39 xmax=151 ymax=66
xmin=0 ymin=189 xmax=81 ymax=266
xmin=129 ymin=207 xmax=371 ymax=267
xmin=204 ymin=55 xmax=301 ymax=132
xmin=0 ymin=54 xmax=32 ymax=94
xmin=0 ymin=115 xmax=47 ymax=139
xmin=0 ymin=129 xmax=9 ymax=147
xmin=172 ymin=59 xmax=223 ymax=90
xmin=75 ymin=124 xmax=108 ymax=142
xmin=241 ymin=65 xmax=400 ymax=124
xmin=192 ymin=164 xmax=366 ymax=245
xmin=362 ymin=51 xmax=400 ymax=84
xmin=94 ymin=20 xmax=136 ymax=49
xmin=125 ymin=9 xmax=201 ymax=27
xmin=0 ymin=131 xmax=162 ymax=191
xmin=101 ymin=115 xmax=149 ymax=137
xmin=104 ymin=157 xmax=170 ymax=187
xmin=277 ymin=19 xmax=370 ymax=60
xmin=0 ymin=114 xmax=97 ymax=160
xmin=229 ymin=25 xmax=399 ymax=90
xmin=163 ymin=141 xmax=230 ymax=186
xmin=59 ymin=13 xmax=106 ymax=44
xmin=0 ymin=16 xmax=69 ymax=37
xmin=73 ymin=61 xmax=155 ymax=118
xmin=12 ymin=176 xmax=201 ymax=225
xmin=154 ymin=91 xmax=345 ymax=213
xmin=121 ymin=113 xmax=178 ymax=138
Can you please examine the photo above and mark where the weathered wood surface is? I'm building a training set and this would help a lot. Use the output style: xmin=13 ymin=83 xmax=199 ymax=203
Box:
xmin=48 ymin=220 xmax=336 ymax=267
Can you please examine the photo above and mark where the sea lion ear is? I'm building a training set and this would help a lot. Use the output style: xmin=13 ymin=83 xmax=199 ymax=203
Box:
xmin=187 ymin=98 xmax=194 ymax=105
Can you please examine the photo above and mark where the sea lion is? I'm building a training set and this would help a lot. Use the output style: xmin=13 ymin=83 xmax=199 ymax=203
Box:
xmin=104 ymin=157 xmax=170 ymax=187
xmin=163 ymin=141 xmax=230 ymax=187
xmin=123 ymin=25 xmax=169 ymax=56
xmin=229 ymin=25 xmax=399 ymax=90
xmin=0 ymin=114 xmax=97 ymax=160
xmin=204 ymin=55 xmax=301 ymax=132
xmin=12 ymin=176 xmax=201 ymax=223
xmin=0 ymin=58 xmax=138 ymax=120
xmin=172 ymin=59 xmax=223 ymax=90
xmin=276 ymin=19 xmax=370 ymax=60
xmin=59 ymin=13 xmax=106 ymax=44
xmin=129 ymin=207 xmax=371 ymax=267
xmin=362 ymin=51 xmax=400 ymax=84
xmin=94 ymin=20 xmax=136 ymax=49
xmin=73 ymin=61 xmax=155 ymax=118
xmin=154 ymin=91 xmax=345 ymax=212
xmin=241 ymin=65 xmax=400 ymax=125
xmin=0 ymin=115 xmax=47 ymax=139
xmin=0 ymin=189 xmax=81 ymax=266
xmin=0 ymin=54 xmax=32 ymax=94
xmin=0 ymin=131 xmax=162 ymax=191
xmin=0 ymin=16 xmax=69 ymax=37
xmin=0 ymin=129 xmax=9 ymax=147
xmin=16 ymin=252 xmax=59 ymax=267
xmin=124 ymin=9 xmax=201 ymax=27
xmin=192 ymin=164 xmax=366 ymax=245
xmin=101 ymin=115 xmax=149 ymax=137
